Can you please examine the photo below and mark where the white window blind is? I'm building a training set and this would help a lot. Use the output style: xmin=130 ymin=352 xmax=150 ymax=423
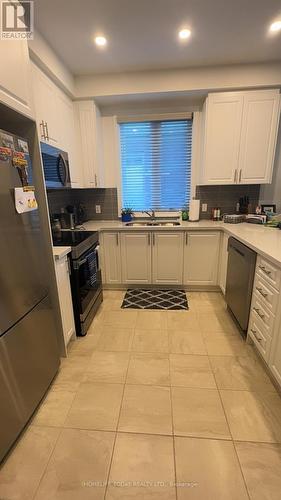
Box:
xmin=119 ymin=119 xmax=192 ymax=211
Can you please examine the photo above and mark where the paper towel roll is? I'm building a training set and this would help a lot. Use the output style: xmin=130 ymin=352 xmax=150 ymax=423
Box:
xmin=189 ymin=199 xmax=200 ymax=221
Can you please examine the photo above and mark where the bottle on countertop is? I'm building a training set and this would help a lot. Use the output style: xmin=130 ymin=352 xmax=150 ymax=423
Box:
xmin=211 ymin=207 xmax=221 ymax=221
xmin=181 ymin=208 xmax=189 ymax=221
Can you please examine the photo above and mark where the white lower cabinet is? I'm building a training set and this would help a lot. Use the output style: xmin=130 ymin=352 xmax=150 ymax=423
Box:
xmin=152 ymin=232 xmax=184 ymax=285
xmin=183 ymin=232 xmax=220 ymax=286
xmin=102 ymin=232 xmax=121 ymax=284
xmin=247 ymin=255 xmax=281 ymax=389
xmin=102 ymin=230 xmax=221 ymax=287
xmin=269 ymin=320 xmax=281 ymax=387
xmin=121 ymin=232 xmax=151 ymax=284
xmin=219 ymin=233 xmax=229 ymax=294
xmin=54 ymin=255 xmax=75 ymax=347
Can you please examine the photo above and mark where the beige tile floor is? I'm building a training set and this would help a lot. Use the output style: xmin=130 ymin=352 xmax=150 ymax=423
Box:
xmin=1 ymin=291 xmax=281 ymax=499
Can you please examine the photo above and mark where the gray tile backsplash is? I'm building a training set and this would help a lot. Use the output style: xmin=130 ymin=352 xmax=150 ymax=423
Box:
xmin=195 ymin=185 xmax=260 ymax=219
xmin=47 ymin=188 xmax=118 ymax=221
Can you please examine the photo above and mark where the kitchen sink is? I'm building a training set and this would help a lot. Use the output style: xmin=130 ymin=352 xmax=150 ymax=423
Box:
xmin=125 ymin=221 xmax=181 ymax=227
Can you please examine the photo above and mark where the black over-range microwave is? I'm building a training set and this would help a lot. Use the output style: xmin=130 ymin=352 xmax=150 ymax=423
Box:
xmin=40 ymin=142 xmax=71 ymax=188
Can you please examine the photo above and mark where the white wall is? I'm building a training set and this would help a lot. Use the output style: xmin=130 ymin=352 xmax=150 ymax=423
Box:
xmin=260 ymin=122 xmax=281 ymax=212
xmin=75 ymin=62 xmax=281 ymax=99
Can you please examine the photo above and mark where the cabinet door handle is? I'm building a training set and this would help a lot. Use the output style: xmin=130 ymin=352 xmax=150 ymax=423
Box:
xmin=253 ymin=307 xmax=265 ymax=319
xmin=153 ymin=233 xmax=155 ymax=246
xmin=94 ymin=174 xmax=97 ymax=187
xmin=185 ymin=233 xmax=188 ymax=245
xmin=40 ymin=121 xmax=45 ymax=139
xmin=251 ymin=329 xmax=262 ymax=343
xmin=44 ymin=121 xmax=49 ymax=141
xmin=116 ymin=233 xmax=119 ymax=246
xmin=256 ymin=287 xmax=268 ymax=298
xmin=234 ymin=169 xmax=237 ymax=183
xmin=259 ymin=265 xmax=271 ymax=276
xmin=148 ymin=233 xmax=150 ymax=246
xmin=238 ymin=169 xmax=242 ymax=183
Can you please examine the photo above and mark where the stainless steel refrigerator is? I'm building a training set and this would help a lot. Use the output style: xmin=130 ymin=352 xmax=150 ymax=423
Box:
xmin=0 ymin=126 xmax=60 ymax=462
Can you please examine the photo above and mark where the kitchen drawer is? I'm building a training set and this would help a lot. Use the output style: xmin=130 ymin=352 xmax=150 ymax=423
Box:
xmin=251 ymin=293 xmax=275 ymax=337
xmin=248 ymin=315 xmax=272 ymax=362
xmin=253 ymin=274 xmax=279 ymax=314
xmin=257 ymin=256 xmax=281 ymax=291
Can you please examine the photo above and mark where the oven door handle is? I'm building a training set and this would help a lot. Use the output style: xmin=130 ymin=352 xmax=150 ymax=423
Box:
xmin=95 ymin=245 xmax=100 ymax=270
xmin=73 ymin=257 xmax=87 ymax=270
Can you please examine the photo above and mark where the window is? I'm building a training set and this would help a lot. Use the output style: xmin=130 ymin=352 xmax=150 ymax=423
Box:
xmin=119 ymin=118 xmax=192 ymax=211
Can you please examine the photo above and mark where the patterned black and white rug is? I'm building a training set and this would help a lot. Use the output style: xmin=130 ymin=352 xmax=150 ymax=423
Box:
xmin=121 ymin=289 xmax=188 ymax=310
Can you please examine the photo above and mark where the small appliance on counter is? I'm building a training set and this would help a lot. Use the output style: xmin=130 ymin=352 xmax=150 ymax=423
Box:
xmin=52 ymin=231 xmax=103 ymax=336
xmin=245 ymin=214 xmax=267 ymax=224
xmin=238 ymin=196 xmax=250 ymax=214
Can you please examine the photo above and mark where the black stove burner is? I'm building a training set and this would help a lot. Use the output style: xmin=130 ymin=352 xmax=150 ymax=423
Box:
xmin=52 ymin=230 xmax=99 ymax=259
xmin=52 ymin=230 xmax=95 ymax=247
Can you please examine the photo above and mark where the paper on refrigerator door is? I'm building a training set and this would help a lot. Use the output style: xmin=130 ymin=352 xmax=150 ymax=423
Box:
xmin=15 ymin=187 xmax=38 ymax=214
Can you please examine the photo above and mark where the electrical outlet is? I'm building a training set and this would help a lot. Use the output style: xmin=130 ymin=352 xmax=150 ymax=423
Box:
xmin=202 ymin=203 xmax=208 ymax=212
xmin=95 ymin=205 xmax=101 ymax=214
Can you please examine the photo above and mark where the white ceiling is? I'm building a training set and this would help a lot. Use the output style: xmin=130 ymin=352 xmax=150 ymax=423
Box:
xmin=34 ymin=0 xmax=281 ymax=76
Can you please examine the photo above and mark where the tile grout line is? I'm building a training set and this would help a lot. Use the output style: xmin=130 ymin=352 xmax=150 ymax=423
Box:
xmin=30 ymin=353 xmax=88 ymax=500
xmin=207 ymin=347 xmax=252 ymax=500
xmin=103 ymin=333 xmax=132 ymax=500
xmin=31 ymin=425 xmax=64 ymax=500
xmin=168 ymin=351 xmax=178 ymax=500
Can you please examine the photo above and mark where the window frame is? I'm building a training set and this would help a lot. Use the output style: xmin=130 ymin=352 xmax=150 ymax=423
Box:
xmin=113 ymin=112 xmax=201 ymax=216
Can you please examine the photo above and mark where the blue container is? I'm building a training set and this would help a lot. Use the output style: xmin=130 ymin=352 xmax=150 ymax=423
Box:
xmin=121 ymin=213 xmax=132 ymax=222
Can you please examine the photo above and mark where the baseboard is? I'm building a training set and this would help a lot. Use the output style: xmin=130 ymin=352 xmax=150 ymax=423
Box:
xmin=103 ymin=284 xmax=221 ymax=292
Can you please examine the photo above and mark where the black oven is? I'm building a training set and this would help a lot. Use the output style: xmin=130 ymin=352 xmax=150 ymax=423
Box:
xmin=41 ymin=142 xmax=71 ymax=188
xmin=52 ymin=230 xmax=103 ymax=336
xmin=71 ymin=243 xmax=102 ymax=335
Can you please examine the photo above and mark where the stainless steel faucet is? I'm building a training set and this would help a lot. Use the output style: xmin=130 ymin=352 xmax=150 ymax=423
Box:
xmin=142 ymin=210 xmax=155 ymax=219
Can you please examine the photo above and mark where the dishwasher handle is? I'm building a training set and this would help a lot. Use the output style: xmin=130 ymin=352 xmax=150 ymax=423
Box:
xmin=231 ymin=245 xmax=245 ymax=258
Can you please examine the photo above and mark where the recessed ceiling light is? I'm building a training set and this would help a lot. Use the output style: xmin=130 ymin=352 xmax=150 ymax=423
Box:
xmin=269 ymin=21 xmax=281 ymax=32
xmin=95 ymin=36 xmax=107 ymax=47
xmin=178 ymin=28 xmax=191 ymax=40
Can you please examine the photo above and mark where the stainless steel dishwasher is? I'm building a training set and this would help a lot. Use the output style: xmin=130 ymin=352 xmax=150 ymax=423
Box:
xmin=225 ymin=237 xmax=257 ymax=334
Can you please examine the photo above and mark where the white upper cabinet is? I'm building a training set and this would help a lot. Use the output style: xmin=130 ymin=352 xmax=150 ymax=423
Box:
xmin=238 ymin=91 xmax=280 ymax=184
xmin=121 ymin=232 xmax=152 ymax=284
xmin=75 ymin=101 xmax=104 ymax=188
xmin=201 ymin=92 xmax=243 ymax=184
xmin=31 ymin=62 xmax=60 ymax=144
xmin=31 ymin=63 xmax=83 ymax=187
xmin=0 ymin=40 xmax=32 ymax=117
xmin=152 ymin=232 xmax=184 ymax=285
xmin=200 ymin=89 xmax=280 ymax=185
xmin=183 ymin=232 xmax=220 ymax=286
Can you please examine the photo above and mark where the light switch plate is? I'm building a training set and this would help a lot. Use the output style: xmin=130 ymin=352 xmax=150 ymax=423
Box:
xmin=202 ymin=203 xmax=208 ymax=212
xmin=95 ymin=205 xmax=101 ymax=214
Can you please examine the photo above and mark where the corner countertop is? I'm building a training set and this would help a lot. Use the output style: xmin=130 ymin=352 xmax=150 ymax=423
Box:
xmin=53 ymin=246 xmax=72 ymax=260
xmin=82 ymin=219 xmax=281 ymax=268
